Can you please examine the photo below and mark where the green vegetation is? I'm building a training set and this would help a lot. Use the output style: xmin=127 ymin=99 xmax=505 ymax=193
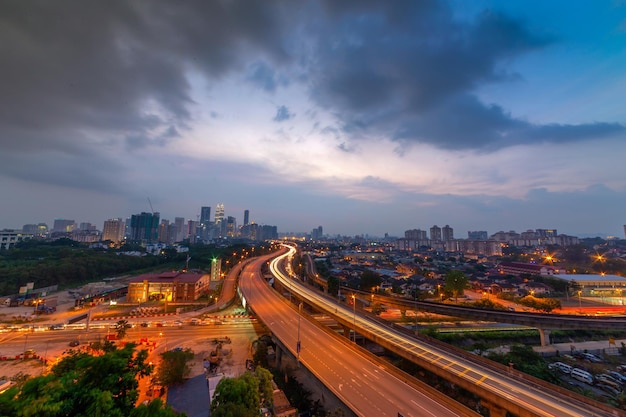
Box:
xmin=517 ymin=295 xmax=561 ymax=313
xmin=210 ymin=367 xmax=274 ymax=417
xmin=444 ymin=270 xmax=468 ymax=301
xmin=0 ymin=344 xmax=183 ymax=417
xmin=154 ymin=348 xmax=195 ymax=387
xmin=486 ymin=344 xmax=558 ymax=383
xmin=0 ymin=239 xmax=277 ymax=296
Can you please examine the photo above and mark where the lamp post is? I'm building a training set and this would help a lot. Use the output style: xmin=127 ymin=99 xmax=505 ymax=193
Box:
xmin=578 ymin=290 xmax=582 ymax=311
xmin=297 ymin=302 xmax=302 ymax=363
xmin=351 ymin=294 xmax=356 ymax=343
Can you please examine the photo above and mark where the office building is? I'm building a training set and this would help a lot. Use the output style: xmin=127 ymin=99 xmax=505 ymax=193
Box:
xmin=102 ymin=218 xmax=126 ymax=243
xmin=200 ymin=206 xmax=211 ymax=226
xmin=127 ymin=271 xmax=210 ymax=303
xmin=129 ymin=212 xmax=160 ymax=243
xmin=52 ymin=219 xmax=76 ymax=233
xmin=243 ymin=209 xmax=249 ymax=226
xmin=0 ymin=229 xmax=33 ymax=250
xmin=174 ymin=217 xmax=186 ymax=242
xmin=22 ymin=223 xmax=48 ymax=237
xmin=215 ymin=203 xmax=224 ymax=225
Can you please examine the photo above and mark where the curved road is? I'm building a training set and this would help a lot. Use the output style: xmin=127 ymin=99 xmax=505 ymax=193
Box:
xmin=239 ymin=252 xmax=478 ymax=417
xmin=272 ymin=245 xmax=625 ymax=417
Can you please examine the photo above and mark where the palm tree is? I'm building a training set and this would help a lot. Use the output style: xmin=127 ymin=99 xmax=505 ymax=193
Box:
xmin=115 ymin=320 xmax=131 ymax=339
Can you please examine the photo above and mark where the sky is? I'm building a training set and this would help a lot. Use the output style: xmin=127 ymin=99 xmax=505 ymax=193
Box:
xmin=2 ymin=1 xmax=626 ymax=238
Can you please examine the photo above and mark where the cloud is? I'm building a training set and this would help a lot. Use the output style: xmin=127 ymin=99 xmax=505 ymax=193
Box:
xmin=273 ymin=105 xmax=294 ymax=122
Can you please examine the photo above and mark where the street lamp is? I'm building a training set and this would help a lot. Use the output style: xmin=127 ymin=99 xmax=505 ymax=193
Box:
xmin=297 ymin=302 xmax=302 ymax=364
xmin=351 ymin=294 xmax=356 ymax=343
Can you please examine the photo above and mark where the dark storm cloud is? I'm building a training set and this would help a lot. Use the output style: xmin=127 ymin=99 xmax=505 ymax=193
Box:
xmin=0 ymin=0 xmax=291 ymax=191
xmin=273 ymin=105 xmax=294 ymax=122
xmin=305 ymin=2 xmax=626 ymax=150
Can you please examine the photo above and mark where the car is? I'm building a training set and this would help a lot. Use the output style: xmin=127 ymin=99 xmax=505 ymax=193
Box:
xmin=23 ymin=349 xmax=36 ymax=355
xmin=606 ymin=371 xmax=626 ymax=384
xmin=582 ymin=353 xmax=603 ymax=363
xmin=69 ymin=340 xmax=80 ymax=347
xmin=597 ymin=374 xmax=622 ymax=390
xmin=548 ymin=362 xmax=572 ymax=374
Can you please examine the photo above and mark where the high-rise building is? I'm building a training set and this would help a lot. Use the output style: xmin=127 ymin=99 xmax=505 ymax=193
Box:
xmin=174 ymin=217 xmax=186 ymax=242
xmin=243 ymin=209 xmax=249 ymax=226
xmin=22 ymin=223 xmax=48 ymax=237
xmin=52 ymin=219 xmax=76 ymax=233
xmin=311 ymin=226 xmax=323 ymax=240
xmin=405 ymin=229 xmax=427 ymax=240
xmin=200 ymin=206 xmax=211 ymax=226
xmin=430 ymin=225 xmax=441 ymax=241
xmin=468 ymin=231 xmax=488 ymax=240
xmin=215 ymin=203 xmax=224 ymax=225
xmin=158 ymin=219 xmax=170 ymax=243
xmin=226 ymin=216 xmax=237 ymax=237
xmin=79 ymin=222 xmax=96 ymax=231
xmin=442 ymin=225 xmax=454 ymax=241
xmin=130 ymin=212 xmax=160 ymax=243
xmin=102 ymin=218 xmax=126 ymax=243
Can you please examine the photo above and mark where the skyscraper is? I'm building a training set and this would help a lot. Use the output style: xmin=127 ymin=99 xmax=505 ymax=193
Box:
xmin=442 ymin=225 xmax=454 ymax=241
xmin=430 ymin=225 xmax=441 ymax=241
xmin=200 ymin=206 xmax=211 ymax=226
xmin=215 ymin=203 xmax=224 ymax=225
xmin=102 ymin=218 xmax=125 ymax=243
xmin=130 ymin=212 xmax=160 ymax=243
xmin=243 ymin=209 xmax=249 ymax=226
xmin=174 ymin=217 xmax=186 ymax=242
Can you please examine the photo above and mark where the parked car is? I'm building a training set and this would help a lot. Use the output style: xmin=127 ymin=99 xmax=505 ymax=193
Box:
xmin=582 ymin=353 xmax=603 ymax=363
xmin=570 ymin=368 xmax=594 ymax=385
xmin=69 ymin=340 xmax=80 ymax=347
xmin=596 ymin=374 xmax=621 ymax=390
xmin=548 ymin=362 xmax=572 ymax=374
xmin=606 ymin=370 xmax=626 ymax=384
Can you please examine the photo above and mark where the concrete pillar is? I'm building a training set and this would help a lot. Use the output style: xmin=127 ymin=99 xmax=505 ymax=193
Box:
xmin=275 ymin=344 xmax=282 ymax=367
xmin=538 ymin=328 xmax=551 ymax=347
xmin=341 ymin=324 xmax=350 ymax=339
xmin=484 ymin=402 xmax=507 ymax=417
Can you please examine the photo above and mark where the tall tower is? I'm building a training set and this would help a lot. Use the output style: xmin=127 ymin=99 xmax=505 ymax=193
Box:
xmin=442 ymin=225 xmax=454 ymax=241
xmin=430 ymin=225 xmax=442 ymax=241
xmin=130 ymin=212 xmax=160 ymax=243
xmin=102 ymin=218 xmax=125 ymax=243
xmin=215 ymin=203 xmax=225 ymax=225
xmin=200 ymin=206 xmax=211 ymax=226
xmin=244 ymin=209 xmax=249 ymax=226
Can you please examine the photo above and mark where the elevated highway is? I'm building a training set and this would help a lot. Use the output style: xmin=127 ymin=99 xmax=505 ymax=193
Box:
xmin=271 ymin=245 xmax=625 ymax=417
xmin=239 ymin=251 xmax=478 ymax=417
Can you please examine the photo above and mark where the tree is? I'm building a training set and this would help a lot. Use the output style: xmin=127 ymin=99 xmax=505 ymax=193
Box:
xmin=327 ymin=275 xmax=340 ymax=296
xmin=210 ymin=368 xmax=274 ymax=417
xmin=359 ymin=270 xmax=381 ymax=292
xmin=444 ymin=270 xmax=468 ymax=302
xmin=154 ymin=348 xmax=194 ymax=387
xmin=0 ymin=344 xmax=167 ymax=417
xmin=115 ymin=320 xmax=132 ymax=339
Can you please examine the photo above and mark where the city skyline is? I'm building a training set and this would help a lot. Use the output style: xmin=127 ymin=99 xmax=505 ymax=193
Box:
xmin=2 ymin=2 xmax=625 ymax=238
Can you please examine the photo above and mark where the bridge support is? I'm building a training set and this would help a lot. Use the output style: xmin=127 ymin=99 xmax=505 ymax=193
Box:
xmin=483 ymin=401 xmax=507 ymax=417
xmin=538 ymin=328 xmax=551 ymax=347
xmin=275 ymin=344 xmax=283 ymax=367
xmin=341 ymin=324 xmax=350 ymax=340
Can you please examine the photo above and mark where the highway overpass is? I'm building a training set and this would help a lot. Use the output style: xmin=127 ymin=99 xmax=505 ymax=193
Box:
xmin=263 ymin=245 xmax=625 ymax=417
